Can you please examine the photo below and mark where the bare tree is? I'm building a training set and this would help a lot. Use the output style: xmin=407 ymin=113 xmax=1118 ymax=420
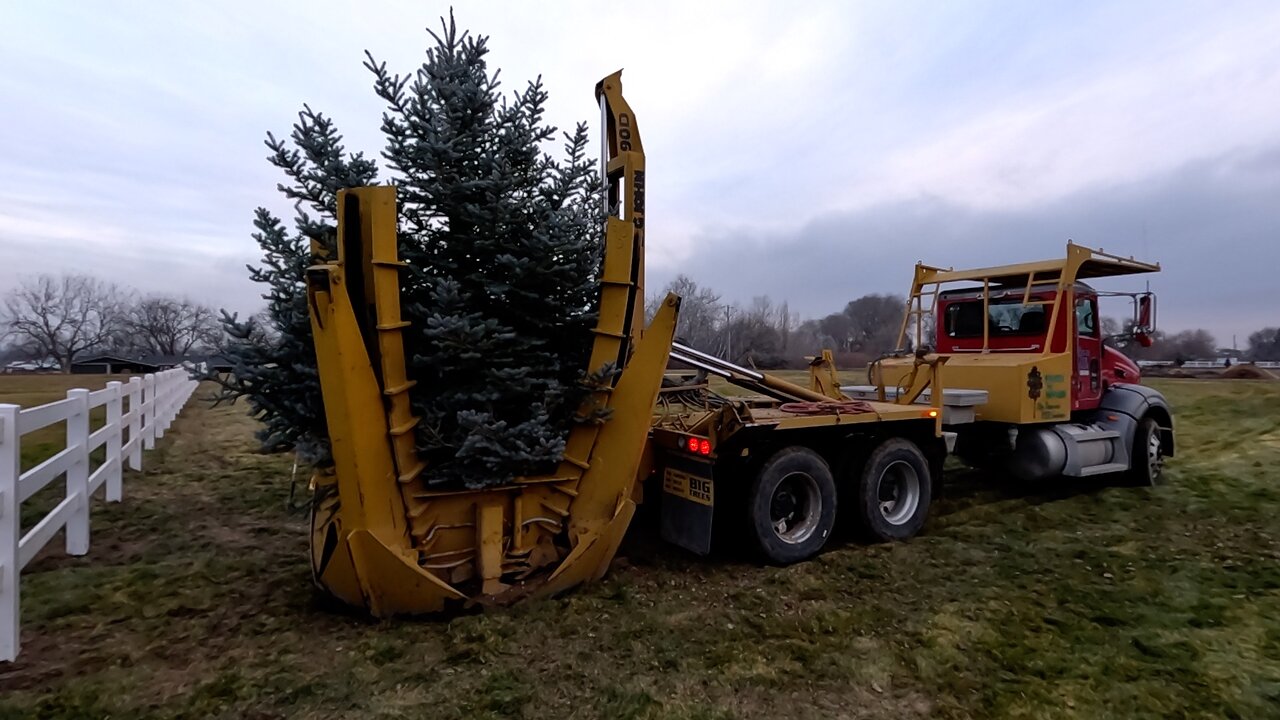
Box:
xmin=1247 ymin=327 xmax=1280 ymax=361
xmin=777 ymin=300 xmax=798 ymax=355
xmin=787 ymin=318 xmax=826 ymax=365
xmin=0 ymin=342 xmax=24 ymax=364
xmin=1165 ymin=329 xmax=1217 ymax=363
xmin=661 ymin=274 xmax=723 ymax=353
xmin=1 ymin=274 xmax=130 ymax=372
xmin=843 ymin=294 xmax=904 ymax=354
xmin=1116 ymin=328 xmax=1167 ymax=361
xmin=818 ymin=311 xmax=854 ymax=351
xmin=1118 ymin=328 xmax=1217 ymax=363
xmin=643 ymin=293 xmax=664 ymax=323
xmin=725 ymin=297 xmax=784 ymax=367
xmin=124 ymin=295 xmax=221 ymax=356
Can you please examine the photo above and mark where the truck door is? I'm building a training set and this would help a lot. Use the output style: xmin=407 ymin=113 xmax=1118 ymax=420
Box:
xmin=1073 ymin=295 xmax=1102 ymax=410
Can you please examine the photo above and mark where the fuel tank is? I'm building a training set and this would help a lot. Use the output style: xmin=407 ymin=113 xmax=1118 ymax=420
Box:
xmin=1006 ymin=421 xmax=1131 ymax=481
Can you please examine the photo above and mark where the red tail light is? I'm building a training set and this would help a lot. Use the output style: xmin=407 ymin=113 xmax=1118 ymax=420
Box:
xmin=684 ymin=436 xmax=712 ymax=455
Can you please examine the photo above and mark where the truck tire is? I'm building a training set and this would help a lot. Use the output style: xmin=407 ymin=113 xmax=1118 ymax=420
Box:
xmin=855 ymin=438 xmax=932 ymax=542
xmin=1127 ymin=416 xmax=1165 ymax=486
xmin=747 ymin=447 xmax=837 ymax=564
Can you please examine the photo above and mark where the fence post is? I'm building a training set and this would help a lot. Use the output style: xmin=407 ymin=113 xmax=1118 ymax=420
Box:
xmin=155 ymin=372 xmax=168 ymax=440
xmin=0 ymin=404 xmax=20 ymax=662
xmin=105 ymin=381 xmax=123 ymax=502
xmin=142 ymin=374 xmax=156 ymax=450
xmin=170 ymin=371 xmax=185 ymax=428
xmin=65 ymin=389 xmax=90 ymax=556
xmin=164 ymin=371 xmax=174 ymax=428
xmin=161 ymin=371 xmax=174 ymax=432
xmin=127 ymin=377 xmax=143 ymax=471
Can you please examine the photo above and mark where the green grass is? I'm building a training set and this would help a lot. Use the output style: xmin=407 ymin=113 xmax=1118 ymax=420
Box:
xmin=0 ymin=379 xmax=1277 ymax=719
xmin=0 ymin=374 xmax=145 ymax=536
xmin=0 ymin=373 xmax=144 ymax=408
xmin=0 ymin=374 xmax=140 ymax=471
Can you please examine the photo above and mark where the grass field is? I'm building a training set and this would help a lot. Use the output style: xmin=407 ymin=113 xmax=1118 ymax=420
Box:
xmin=0 ymin=373 xmax=137 ymax=472
xmin=0 ymin=378 xmax=1277 ymax=719
xmin=2 ymin=374 xmax=145 ymax=536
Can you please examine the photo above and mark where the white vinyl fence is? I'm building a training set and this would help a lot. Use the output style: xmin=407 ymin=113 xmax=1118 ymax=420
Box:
xmin=1139 ymin=360 xmax=1280 ymax=369
xmin=0 ymin=368 xmax=198 ymax=662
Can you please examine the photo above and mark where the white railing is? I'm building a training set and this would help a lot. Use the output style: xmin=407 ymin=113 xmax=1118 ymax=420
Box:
xmin=0 ymin=368 xmax=198 ymax=662
xmin=1138 ymin=359 xmax=1280 ymax=369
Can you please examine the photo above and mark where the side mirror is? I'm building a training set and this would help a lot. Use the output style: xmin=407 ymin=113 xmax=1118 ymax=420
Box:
xmin=1137 ymin=295 xmax=1153 ymax=329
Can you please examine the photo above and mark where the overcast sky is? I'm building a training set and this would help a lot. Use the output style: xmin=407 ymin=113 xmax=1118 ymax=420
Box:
xmin=2 ymin=1 xmax=1278 ymax=347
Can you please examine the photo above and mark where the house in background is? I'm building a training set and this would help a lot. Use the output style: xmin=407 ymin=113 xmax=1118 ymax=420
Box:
xmin=143 ymin=354 xmax=236 ymax=374
xmin=70 ymin=353 xmax=235 ymax=375
xmin=137 ymin=355 xmax=191 ymax=371
xmin=2 ymin=358 xmax=60 ymax=374
xmin=202 ymin=354 xmax=235 ymax=374
xmin=70 ymin=355 xmax=162 ymax=374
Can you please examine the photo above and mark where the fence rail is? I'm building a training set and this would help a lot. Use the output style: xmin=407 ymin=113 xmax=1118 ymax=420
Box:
xmin=0 ymin=368 xmax=198 ymax=662
xmin=1138 ymin=360 xmax=1280 ymax=369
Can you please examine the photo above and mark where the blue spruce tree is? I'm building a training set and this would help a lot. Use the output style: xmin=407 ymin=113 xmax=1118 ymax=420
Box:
xmin=215 ymin=13 xmax=601 ymax=488
xmin=212 ymin=109 xmax=378 ymax=462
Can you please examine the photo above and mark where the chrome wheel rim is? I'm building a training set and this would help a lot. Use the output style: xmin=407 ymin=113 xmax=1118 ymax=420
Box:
xmin=1146 ymin=428 xmax=1164 ymax=480
xmin=877 ymin=460 xmax=921 ymax=526
xmin=770 ymin=472 xmax=820 ymax=544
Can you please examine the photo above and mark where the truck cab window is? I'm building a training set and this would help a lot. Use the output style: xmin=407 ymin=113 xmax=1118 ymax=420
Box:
xmin=944 ymin=299 xmax=1047 ymax=337
xmin=1075 ymin=298 xmax=1097 ymax=337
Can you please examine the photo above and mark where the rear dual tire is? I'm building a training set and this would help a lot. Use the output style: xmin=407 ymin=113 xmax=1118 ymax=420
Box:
xmin=746 ymin=447 xmax=837 ymax=565
xmin=853 ymin=438 xmax=933 ymax=543
xmin=745 ymin=438 xmax=934 ymax=564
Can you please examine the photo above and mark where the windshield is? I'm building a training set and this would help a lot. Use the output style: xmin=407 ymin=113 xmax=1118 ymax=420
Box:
xmin=944 ymin=299 xmax=1048 ymax=338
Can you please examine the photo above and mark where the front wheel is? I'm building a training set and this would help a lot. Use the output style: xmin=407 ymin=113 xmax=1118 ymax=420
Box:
xmin=1127 ymin=417 xmax=1165 ymax=486
xmin=746 ymin=447 xmax=837 ymax=564
xmin=854 ymin=438 xmax=933 ymax=542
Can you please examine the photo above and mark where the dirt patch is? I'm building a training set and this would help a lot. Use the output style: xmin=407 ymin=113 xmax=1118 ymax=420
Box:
xmin=1143 ymin=365 xmax=1277 ymax=380
xmin=1222 ymin=364 xmax=1277 ymax=380
xmin=0 ymin=632 xmax=74 ymax=692
xmin=717 ymin=684 xmax=934 ymax=720
xmin=23 ymin=534 xmax=153 ymax=573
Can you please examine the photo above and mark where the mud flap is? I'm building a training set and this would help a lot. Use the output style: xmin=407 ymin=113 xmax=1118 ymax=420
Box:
xmin=659 ymin=453 xmax=715 ymax=555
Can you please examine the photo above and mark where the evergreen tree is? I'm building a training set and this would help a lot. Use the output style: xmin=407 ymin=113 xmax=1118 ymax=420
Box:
xmin=214 ymin=13 xmax=601 ymax=487
xmin=210 ymin=108 xmax=379 ymax=463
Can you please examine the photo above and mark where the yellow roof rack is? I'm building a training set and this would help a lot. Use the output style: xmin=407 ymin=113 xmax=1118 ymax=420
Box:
xmin=917 ymin=242 xmax=1160 ymax=287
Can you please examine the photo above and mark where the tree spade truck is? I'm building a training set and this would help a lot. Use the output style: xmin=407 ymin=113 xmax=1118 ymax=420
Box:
xmin=303 ymin=71 xmax=1174 ymax=615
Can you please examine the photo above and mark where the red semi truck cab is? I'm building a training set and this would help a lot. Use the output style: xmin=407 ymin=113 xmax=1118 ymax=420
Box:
xmin=935 ymin=282 xmax=1144 ymax=413
xmin=866 ymin=243 xmax=1173 ymax=486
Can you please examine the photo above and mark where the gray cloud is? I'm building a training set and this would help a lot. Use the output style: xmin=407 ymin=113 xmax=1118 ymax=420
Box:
xmin=655 ymin=143 xmax=1280 ymax=346
xmin=1 ymin=1 xmax=1278 ymax=349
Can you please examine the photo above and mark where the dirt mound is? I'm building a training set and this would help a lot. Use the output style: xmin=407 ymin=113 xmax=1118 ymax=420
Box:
xmin=1222 ymin=365 xmax=1276 ymax=380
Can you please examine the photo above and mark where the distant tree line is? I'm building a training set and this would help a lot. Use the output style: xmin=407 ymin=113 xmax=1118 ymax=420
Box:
xmin=1243 ymin=327 xmax=1280 ymax=362
xmin=1103 ymin=323 xmax=1280 ymax=363
xmin=0 ymin=272 xmax=224 ymax=372
xmin=1108 ymin=326 xmax=1215 ymax=364
xmin=4 ymin=269 xmax=1274 ymax=376
xmin=649 ymin=275 xmax=1280 ymax=369
xmin=648 ymin=274 xmax=907 ymax=370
